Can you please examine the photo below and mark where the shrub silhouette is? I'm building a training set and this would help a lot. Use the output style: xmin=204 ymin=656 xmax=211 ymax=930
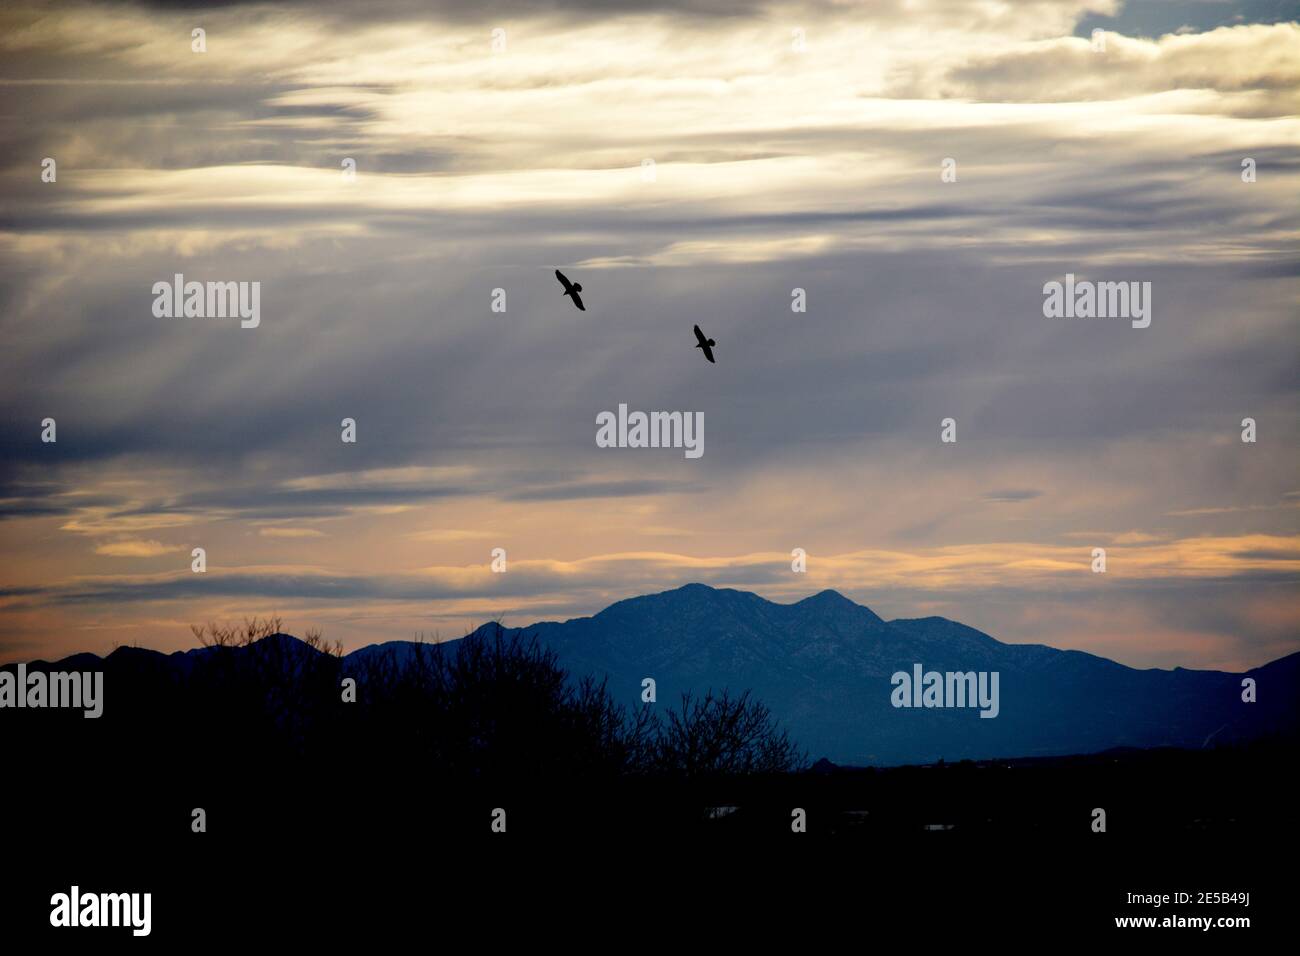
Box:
xmin=343 ymin=624 xmax=659 ymax=781
xmin=186 ymin=617 xmax=345 ymax=765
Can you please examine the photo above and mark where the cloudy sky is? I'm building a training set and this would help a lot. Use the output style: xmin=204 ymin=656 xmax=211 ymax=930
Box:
xmin=1 ymin=0 xmax=1297 ymax=670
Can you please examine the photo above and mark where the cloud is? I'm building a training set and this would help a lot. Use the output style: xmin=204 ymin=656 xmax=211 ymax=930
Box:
xmin=404 ymin=528 xmax=494 ymax=541
xmin=900 ymin=24 xmax=1300 ymax=116
xmin=981 ymin=489 xmax=1044 ymax=502
xmin=258 ymin=527 xmax=327 ymax=538
xmin=93 ymin=538 xmax=175 ymax=557
xmin=15 ymin=534 xmax=1298 ymax=606
xmin=503 ymin=479 xmax=704 ymax=501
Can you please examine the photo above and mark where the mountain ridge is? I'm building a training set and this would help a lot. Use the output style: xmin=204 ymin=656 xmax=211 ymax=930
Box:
xmin=10 ymin=583 xmax=1298 ymax=766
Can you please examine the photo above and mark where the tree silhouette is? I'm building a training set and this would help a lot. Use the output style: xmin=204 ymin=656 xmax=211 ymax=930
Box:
xmin=652 ymin=689 xmax=808 ymax=777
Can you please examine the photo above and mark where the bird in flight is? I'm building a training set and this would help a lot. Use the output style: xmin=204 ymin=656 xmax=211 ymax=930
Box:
xmin=693 ymin=324 xmax=716 ymax=363
xmin=555 ymin=269 xmax=585 ymax=311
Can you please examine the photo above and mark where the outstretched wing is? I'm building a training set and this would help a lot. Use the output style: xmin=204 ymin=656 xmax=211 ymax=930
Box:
xmin=571 ymin=289 xmax=585 ymax=311
xmin=555 ymin=269 xmax=573 ymax=293
xmin=700 ymin=342 xmax=716 ymax=363
xmin=693 ymin=324 xmax=708 ymax=346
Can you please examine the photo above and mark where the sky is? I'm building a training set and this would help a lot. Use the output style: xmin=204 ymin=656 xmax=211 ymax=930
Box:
xmin=0 ymin=0 xmax=1297 ymax=670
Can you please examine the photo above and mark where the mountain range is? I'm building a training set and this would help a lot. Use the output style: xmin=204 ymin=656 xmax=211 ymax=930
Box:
xmin=17 ymin=584 xmax=1300 ymax=765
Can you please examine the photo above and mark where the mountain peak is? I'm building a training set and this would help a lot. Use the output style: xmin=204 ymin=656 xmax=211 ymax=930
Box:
xmin=637 ymin=582 xmax=758 ymax=606
xmin=672 ymin=582 xmax=718 ymax=596
xmin=794 ymin=588 xmax=884 ymax=623
xmin=798 ymin=589 xmax=855 ymax=607
xmin=599 ymin=584 xmax=887 ymax=625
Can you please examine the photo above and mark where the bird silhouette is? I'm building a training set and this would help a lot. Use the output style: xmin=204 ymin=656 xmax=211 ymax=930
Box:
xmin=693 ymin=324 xmax=716 ymax=363
xmin=555 ymin=269 xmax=585 ymax=311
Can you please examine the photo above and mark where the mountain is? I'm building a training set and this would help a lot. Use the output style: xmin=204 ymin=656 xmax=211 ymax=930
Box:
xmin=439 ymin=584 xmax=1300 ymax=765
xmin=12 ymin=584 xmax=1298 ymax=766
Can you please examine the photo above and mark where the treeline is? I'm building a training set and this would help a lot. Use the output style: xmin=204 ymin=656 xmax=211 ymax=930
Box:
xmin=6 ymin=617 xmax=805 ymax=785
xmin=202 ymin=619 xmax=807 ymax=782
